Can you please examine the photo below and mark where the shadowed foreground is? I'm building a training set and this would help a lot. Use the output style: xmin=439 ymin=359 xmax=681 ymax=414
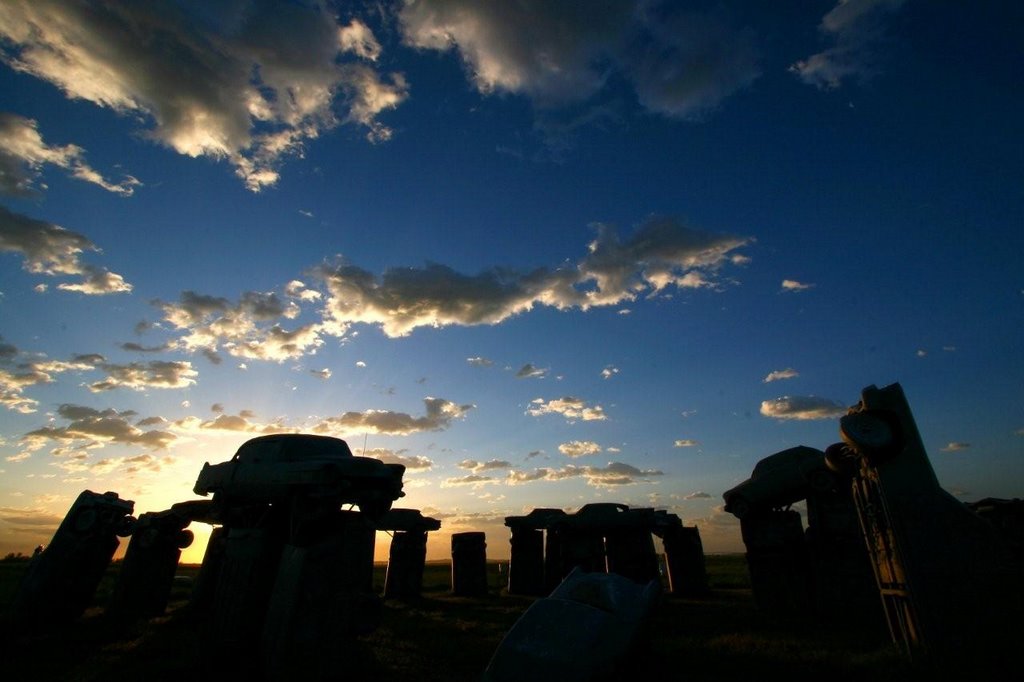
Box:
xmin=0 ymin=556 xmax=1007 ymax=681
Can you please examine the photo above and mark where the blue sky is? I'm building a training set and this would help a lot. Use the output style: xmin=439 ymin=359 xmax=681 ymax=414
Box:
xmin=1 ymin=0 xmax=1021 ymax=562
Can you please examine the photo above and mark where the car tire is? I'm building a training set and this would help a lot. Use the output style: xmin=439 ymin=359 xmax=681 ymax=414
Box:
xmin=175 ymin=529 xmax=195 ymax=549
xmin=824 ymin=443 xmax=860 ymax=477
xmin=841 ymin=410 xmax=901 ymax=464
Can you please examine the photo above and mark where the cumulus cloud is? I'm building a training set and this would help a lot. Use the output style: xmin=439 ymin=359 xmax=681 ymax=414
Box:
xmin=363 ymin=448 xmax=433 ymax=471
xmin=684 ymin=491 xmax=711 ymax=500
xmin=0 ymin=205 xmax=132 ymax=294
xmin=557 ymin=440 xmax=602 ymax=458
xmin=466 ymin=356 xmax=494 ymax=367
xmin=790 ymin=0 xmax=907 ymax=89
xmin=940 ymin=442 xmax=970 ymax=452
xmin=781 ymin=279 xmax=814 ymax=292
xmin=22 ymin=404 xmax=177 ymax=452
xmin=674 ymin=439 xmax=699 ymax=448
xmin=458 ymin=459 xmax=514 ymax=473
xmin=0 ymin=113 xmax=140 ymax=197
xmin=764 ymin=368 xmax=799 ymax=383
xmin=314 ymin=216 xmax=748 ymax=338
xmin=87 ymin=360 xmax=197 ymax=392
xmin=760 ymin=396 xmax=847 ymax=420
xmin=0 ymin=2 xmax=407 ymax=191
xmin=155 ymin=289 xmax=320 ymax=362
xmin=527 ymin=396 xmax=607 ymax=422
xmin=601 ymin=365 xmax=619 ymax=380
xmin=398 ymin=0 xmax=758 ymax=119
xmin=0 ymin=353 xmax=102 ymax=413
xmin=515 ymin=363 xmax=547 ymax=379
xmin=506 ymin=461 xmax=663 ymax=488
xmin=442 ymin=474 xmax=499 ymax=488
xmin=313 ymin=397 xmax=474 ymax=436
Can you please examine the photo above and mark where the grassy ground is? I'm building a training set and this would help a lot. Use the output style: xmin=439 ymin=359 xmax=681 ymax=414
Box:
xmin=0 ymin=556 xmax=1002 ymax=681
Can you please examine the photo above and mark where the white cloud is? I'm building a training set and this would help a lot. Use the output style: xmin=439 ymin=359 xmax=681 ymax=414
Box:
xmin=674 ymin=439 xmax=699 ymax=448
xmin=466 ymin=356 xmax=494 ymax=367
xmin=790 ymin=0 xmax=907 ymax=89
xmin=760 ymin=396 xmax=847 ymax=421
xmin=363 ymin=447 xmax=433 ymax=471
xmin=781 ymin=279 xmax=814 ymax=292
xmin=940 ymin=442 xmax=970 ymax=452
xmin=313 ymin=397 xmax=474 ymax=436
xmin=398 ymin=0 xmax=758 ymax=119
xmin=0 ymin=2 xmax=407 ymax=190
xmin=506 ymin=461 xmax=662 ymax=488
xmin=763 ymin=368 xmax=799 ymax=383
xmin=527 ymin=396 xmax=607 ymax=422
xmin=557 ymin=440 xmax=602 ymax=458
xmin=315 ymin=216 xmax=749 ymax=338
xmin=0 ymin=113 xmax=139 ymax=196
xmin=23 ymin=404 xmax=177 ymax=451
xmin=601 ymin=365 xmax=619 ymax=380
xmin=0 ymin=205 xmax=133 ymax=294
xmin=458 ymin=459 xmax=514 ymax=472
xmin=87 ymin=360 xmax=197 ymax=393
xmin=684 ymin=491 xmax=711 ymax=500
xmin=515 ymin=363 xmax=548 ymax=379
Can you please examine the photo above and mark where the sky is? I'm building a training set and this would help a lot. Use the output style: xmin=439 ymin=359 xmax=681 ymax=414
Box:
xmin=0 ymin=0 xmax=1022 ymax=563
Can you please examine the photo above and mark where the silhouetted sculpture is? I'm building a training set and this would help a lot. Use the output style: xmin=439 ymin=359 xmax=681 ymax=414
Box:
xmin=484 ymin=567 xmax=661 ymax=681
xmin=451 ymin=531 xmax=488 ymax=596
xmin=10 ymin=490 xmax=134 ymax=632
xmin=830 ymin=383 xmax=1024 ymax=659
xmin=377 ymin=508 xmax=442 ymax=600
xmin=505 ymin=503 xmax=706 ymax=596
xmin=107 ymin=507 xmax=195 ymax=621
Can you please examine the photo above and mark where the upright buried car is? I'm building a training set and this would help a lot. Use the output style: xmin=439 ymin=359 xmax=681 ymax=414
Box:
xmin=723 ymin=445 xmax=834 ymax=519
xmin=193 ymin=434 xmax=405 ymax=518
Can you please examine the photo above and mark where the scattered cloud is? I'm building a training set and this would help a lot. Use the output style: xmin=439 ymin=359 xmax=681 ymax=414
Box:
xmin=674 ymin=439 xmax=699 ymax=448
xmin=790 ymin=0 xmax=907 ymax=89
xmin=362 ymin=447 xmax=433 ymax=471
xmin=527 ymin=396 xmax=607 ymax=422
xmin=0 ymin=3 xmax=408 ymax=190
xmin=310 ymin=368 xmax=332 ymax=380
xmin=940 ymin=442 xmax=970 ymax=452
xmin=916 ymin=349 xmax=927 ymax=358
xmin=0 ymin=205 xmax=132 ymax=294
xmin=87 ymin=361 xmax=197 ymax=392
xmin=0 ymin=353 xmax=102 ymax=413
xmin=314 ymin=216 xmax=749 ymax=338
xmin=22 ymin=404 xmax=177 ymax=452
xmin=763 ymin=368 xmax=799 ymax=383
xmin=558 ymin=440 xmax=602 ymax=458
xmin=313 ymin=397 xmax=474 ymax=436
xmin=441 ymin=474 xmax=499 ymax=488
xmin=781 ymin=279 xmax=814 ymax=292
xmin=0 ymin=113 xmax=140 ymax=197
xmin=398 ymin=0 xmax=759 ymax=120
xmin=507 ymin=461 xmax=663 ymax=488
xmin=515 ymin=363 xmax=547 ymax=379
xmin=760 ymin=396 xmax=847 ymax=420
xmin=601 ymin=365 xmax=619 ymax=380
xmin=458 ymin=459 xmax=514 ymax=473
xmin=467 ymin=356 xmax=494 ymax=367
xmin=155 ymin=289 xmax=320 ymax=362
xmin=684 ymin=491 xmax=711 ymax=500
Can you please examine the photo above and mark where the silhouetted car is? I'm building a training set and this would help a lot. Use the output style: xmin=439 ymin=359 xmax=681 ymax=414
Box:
xmin=193 ymin=434 xmax=405 ymax=518
xmin=11 ymin=490 xmax=135 ymax=629
xmin=723 ymin=445 xmax=834 ymax=519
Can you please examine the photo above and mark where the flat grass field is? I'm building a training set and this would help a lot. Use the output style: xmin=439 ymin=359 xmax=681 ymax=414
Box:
xmin=0 ymin=555 xmax=998 ymax=681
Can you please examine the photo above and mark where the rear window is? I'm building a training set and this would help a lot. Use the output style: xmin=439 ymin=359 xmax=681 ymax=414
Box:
xmin=234 ymin=439 xmax=283 ymax=462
